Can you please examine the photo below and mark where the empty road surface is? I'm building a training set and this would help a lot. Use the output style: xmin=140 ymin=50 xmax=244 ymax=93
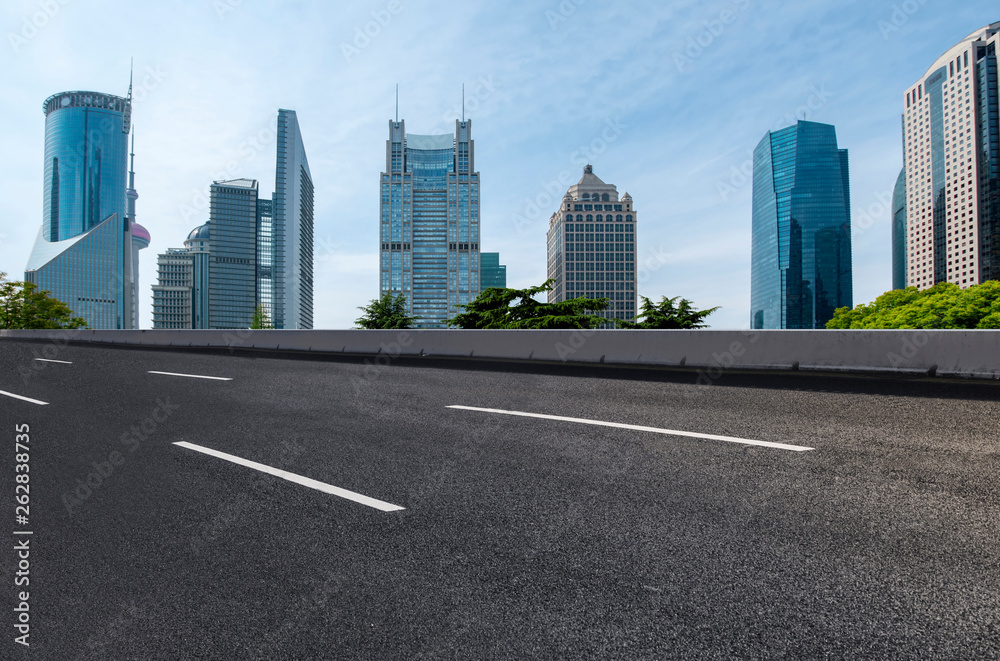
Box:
xmin=1 ymin=339 xmax=998 ymax=659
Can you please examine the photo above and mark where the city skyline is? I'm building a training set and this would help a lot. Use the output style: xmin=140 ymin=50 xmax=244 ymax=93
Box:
xmin=2 ymin=1 xmax=997 ymax=329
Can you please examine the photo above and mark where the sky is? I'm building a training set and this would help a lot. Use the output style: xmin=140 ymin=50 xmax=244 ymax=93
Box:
xmin=0 ymin=0 xmax=997 ymax=329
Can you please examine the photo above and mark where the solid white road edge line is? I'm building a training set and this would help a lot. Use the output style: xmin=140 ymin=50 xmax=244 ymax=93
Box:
xmin=0 ymin=390 xmax=49 ymax=406
xmin=34 ymin=358 xmax=72 ymax=364
xmin=148 ymin=371 xmax=233 ymax=381
xmin=172 ymin=441 xmax=405 ymax=512
xmin=447 ymin=405 xmax=814 ymax=452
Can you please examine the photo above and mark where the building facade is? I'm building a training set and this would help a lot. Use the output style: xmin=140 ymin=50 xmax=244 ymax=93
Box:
xmin=25 ymin=88 xmax=142 ymax=328
xmin=380 ymin=119 xmax=480 ymax=328
xmin=480 ymin=252 xmax=507 ymax=289
xmin=152 ymin=223 xmax=209 ymax=329
xmin=272 ymin=109 xmax=314 ymax=329
xmin=902 ymin=23 xmax=1000 ymax=290
xmin=892 ymin=167 xmax=907 ymax=290
xmin=546 ymin=165 xmax=637 ymax=325
xmin=751 ymin=120 xmax=853 ymax=329
xmin=208 ymin=179 xmax=259 ymax=329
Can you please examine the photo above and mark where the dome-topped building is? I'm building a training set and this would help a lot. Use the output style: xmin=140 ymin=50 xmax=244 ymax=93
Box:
xmin=152 ymin=220 xmax=211 ymax=329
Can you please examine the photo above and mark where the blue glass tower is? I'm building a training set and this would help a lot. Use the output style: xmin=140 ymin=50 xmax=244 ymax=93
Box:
xmin=380 ymin=120 xmax=480 ymax=328
xmin=208 ymin=179 xmax=259 ymax=329
xmin=272 ymin=109 xmax=313 ymax=329
xmin=751 ymin=120 xmax=853 ymax=329
xmin=891 ymin=167 xmax=907 ymax=290
xmin=25 ymin=89 xmax=137 ymax=329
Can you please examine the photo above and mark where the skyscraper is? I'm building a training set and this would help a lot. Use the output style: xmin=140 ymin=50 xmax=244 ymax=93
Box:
xmin=480 ymin=252 xmax=507 ymax=289
xmin=892 ymin=167 xmax=907 ymax=290
xmin=272 ymin=109 xmax=314 ymax=329
xmin=751 ymin=120 xmax=853 ymax=329
xmin=902 ymin=23 xmax=1000 ymax=289
xmin=208 ymin=179 xmax=259 ymax=329
xmin=380 ymin=119 xmax=480 ymax=328
xmin=151 ymin=223 xmax=209 ymax=329
xmin=546 ymin=165 xmax=637 ymax=325
xmin=25 ymin=87 xmax=142 ymax=328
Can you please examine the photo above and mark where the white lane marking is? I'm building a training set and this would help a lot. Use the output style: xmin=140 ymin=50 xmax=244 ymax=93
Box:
xmin=0 ymin=390 xmax=49 ymax=406
xmin=148 ymin=371 xmax=232 ymax=381
xmin=34 ymin=358 xmax=72 ymax=364
xmin=447 ymin=405 xmax=814 ymax=452
xmin=172 ymin=441 xmax=405 ymax=512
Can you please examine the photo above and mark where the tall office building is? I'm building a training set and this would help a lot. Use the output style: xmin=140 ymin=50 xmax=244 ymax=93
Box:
xmin=272 ymin=109 xmax=314 ymax=329
xmin=902 ymin=23 xmax=1000 ymax=289
xmin=751 ymin=120 xmax=853 ymax=329
xmin=380 ymin=119 xmax=480 ymax=328
xmin=546 ymin=165 xmax=637 ymax=325
xmin=208 ymin=179 xmax=259 ymax=329
xmin=25 ymin=87 xmax=142 ymax=328
xmin=152 ymin=223 xmax=209 ymax=329
xmin=480 ymin=252 xmax=507 ymax=289
xmin=892 ymin=167 xmax=907 ymax=290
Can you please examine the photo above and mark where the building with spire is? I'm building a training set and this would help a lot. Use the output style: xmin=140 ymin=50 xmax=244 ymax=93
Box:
xmin=380 ymin=118 xmax=480 ymax=327
xmin=25 ymin=80 xmax=143 ymax=329
xmin=546 ymin=165 xmax=637 ymax=325
xmin=901 ymin=23 xmax=1000 ymax=289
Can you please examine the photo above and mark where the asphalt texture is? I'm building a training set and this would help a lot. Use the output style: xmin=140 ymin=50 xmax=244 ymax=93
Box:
xmin=1 ymin=338 xmax=999 ymax=660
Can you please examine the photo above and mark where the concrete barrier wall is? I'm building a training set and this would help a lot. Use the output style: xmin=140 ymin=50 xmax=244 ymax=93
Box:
xmin=2 ymin=328 xmax=998 ymax=379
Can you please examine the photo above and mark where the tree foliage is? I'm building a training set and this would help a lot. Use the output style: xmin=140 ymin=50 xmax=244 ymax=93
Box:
xmin=355 ymin=292 xmax=419 ymax=329
xmin=0 ymin=272 xmax=88 ymax=330
xmin=826 ymin=281 xmax=1000 ymax=329
xmin=617 ymin=295 xmax=719 ymax=329
xmin=446 ymin=280 xmax=610 ymax=329
xmin=250 ymin=303 xmax=274 ymax=329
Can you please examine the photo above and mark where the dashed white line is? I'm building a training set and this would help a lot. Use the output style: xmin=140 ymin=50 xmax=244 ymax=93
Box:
xmin=447 ymin=405 xmax=814 ymax=452
xmin=172 ymin=441 xmax=405 ymax=512
xmin=148 ymin=371 xmax=232 ymax=381
xmin=34 ymin=358 xmax=72 ymax=364
xmin=0 ymin=390 xmax=49 ymax=406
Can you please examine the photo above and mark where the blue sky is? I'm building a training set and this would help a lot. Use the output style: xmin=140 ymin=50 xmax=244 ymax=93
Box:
xmin=1 ymin=0 xmax=996 ymax=329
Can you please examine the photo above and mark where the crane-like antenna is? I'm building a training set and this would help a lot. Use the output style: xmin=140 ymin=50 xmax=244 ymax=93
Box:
xmin=395 ymin=84 xmax=398 ymax=122
xmin=462 ymin=83 xmax=465 ymax=122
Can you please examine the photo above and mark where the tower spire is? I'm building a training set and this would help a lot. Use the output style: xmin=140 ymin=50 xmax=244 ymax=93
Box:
xmin=462 ymin=83 xmax=465 ymax=122
xmin=395 ymin=83 xmax=398 ymax=122
xmin=123 ymin=57 xmax=134 ymax=134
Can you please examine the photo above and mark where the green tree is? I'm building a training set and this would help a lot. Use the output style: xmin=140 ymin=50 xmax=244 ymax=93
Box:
xmin=0 ymin=272 xmax=88 ymax=330
xmin=446 ymin=280 xmax=610 ymax=329
xmin=826 ymin=281 xmax=1000 ymax=329
xmin=250 ymin=303 xmax=274 ymax=329
xmin=617 ymin=295 xmax=720 ymax=329
xmin=355 ymin=292 xmax=419 ymax=329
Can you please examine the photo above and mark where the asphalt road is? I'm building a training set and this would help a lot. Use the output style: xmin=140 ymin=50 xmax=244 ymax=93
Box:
xmin=1 ymin=339 xmax=999 ymax=660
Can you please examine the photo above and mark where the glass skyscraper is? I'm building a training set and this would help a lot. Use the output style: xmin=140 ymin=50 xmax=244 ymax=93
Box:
xmin=480 ymin=252 xmax=507 ymax=289
xmin=546 ymin=166 xmax=637 ymax=325
xmin=892 ymin=167 xmax=907 ymax=290
xmin=272 ymin=109 xmax=314 ymax=329
xmin=208 ymin=179 xmax=259 ymax=329
xmin=380 ymin=119 xmax=480 ymax=328
xmin=902 ymin=23 xmax=1000 ymax=289
xmin=751 ymin=120 xmax=853 ymax=329
xmin=25 ymin=89 xmax=142 ymax=328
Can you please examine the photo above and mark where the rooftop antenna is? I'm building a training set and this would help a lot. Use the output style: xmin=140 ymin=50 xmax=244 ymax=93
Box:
xmin=123 ymin=57 xmax=134 ymax=134
xmin=462 ymin=83 xmax=465 ymax=122
xmin=395 ymin=84 xmax=398 ymax=122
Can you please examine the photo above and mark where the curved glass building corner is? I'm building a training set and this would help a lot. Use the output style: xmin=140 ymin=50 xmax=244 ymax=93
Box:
xmin=891 ymin=167 xmax=907 ymax=290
